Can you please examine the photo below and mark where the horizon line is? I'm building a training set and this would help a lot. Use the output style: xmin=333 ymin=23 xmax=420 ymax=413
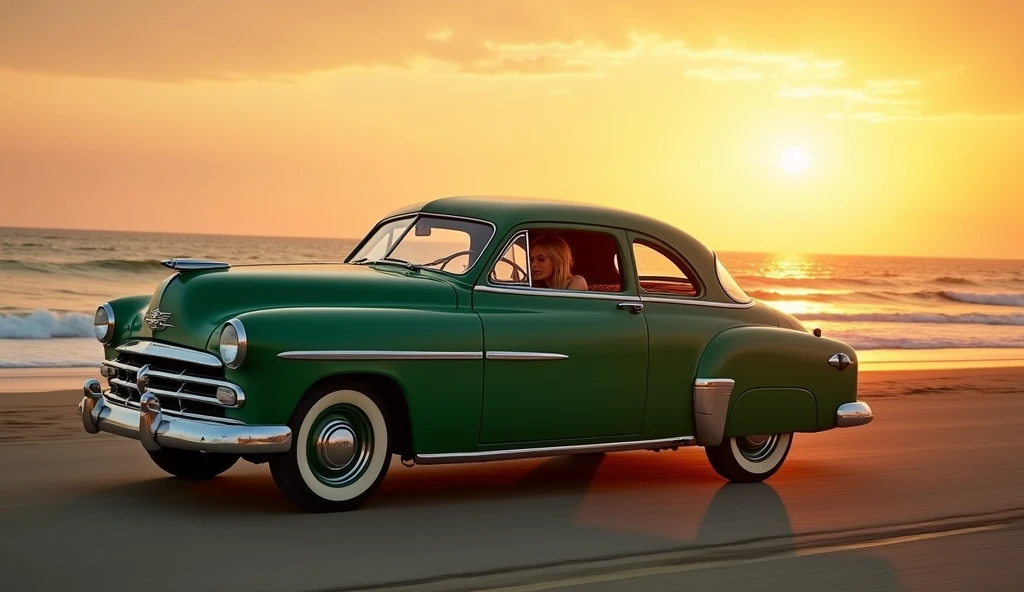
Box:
xmin=1 ymin=223 xmax=1022 ymax=263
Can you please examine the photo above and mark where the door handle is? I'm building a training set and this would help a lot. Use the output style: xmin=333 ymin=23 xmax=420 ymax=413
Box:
xmin=617 ymin=302 xmax=644 ymax=314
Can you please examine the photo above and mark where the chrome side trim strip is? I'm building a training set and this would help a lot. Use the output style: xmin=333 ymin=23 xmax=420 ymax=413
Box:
xmin=415 ymin=436 xmax=695 ymax=464
xmin=475 ymin=285 xmax=640 ymax=302
xmin=161 ymin=259 xmax=231 ymax=271
xmin=116 ymin=340 xmax=223 ymax=368
xmin=640 ymin=295 xmax=755 ymax=309
xmin=485 ymin=351 xmax=568 ymax=361
xmin=278 ymin=350 xmax=484 ymax=361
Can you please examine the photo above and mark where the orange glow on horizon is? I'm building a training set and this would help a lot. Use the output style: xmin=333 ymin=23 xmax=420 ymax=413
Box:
xmin=1 ymin=2 xmax=1021 ymax=259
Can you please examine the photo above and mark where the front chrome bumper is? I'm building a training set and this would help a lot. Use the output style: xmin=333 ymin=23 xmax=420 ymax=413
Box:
xmin=836 ymin=401 xmax=874 ymax=427
xmin=79 ymin=379 xmax=292 ymax=454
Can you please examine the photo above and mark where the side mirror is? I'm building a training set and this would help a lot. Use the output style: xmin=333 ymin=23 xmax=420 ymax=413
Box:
xmin=414 ymin=225 xmax=432 ymax=237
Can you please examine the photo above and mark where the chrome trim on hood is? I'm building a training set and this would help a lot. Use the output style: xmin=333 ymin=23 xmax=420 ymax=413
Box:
xmin=161 ymin=259 xmax=231 ymax=271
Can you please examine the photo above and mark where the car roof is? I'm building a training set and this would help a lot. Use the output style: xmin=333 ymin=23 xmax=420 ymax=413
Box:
xmin=385 ymin=195 xmax=733 ymax=303
xmin=391 ymin=195 xmax=710 ymax=252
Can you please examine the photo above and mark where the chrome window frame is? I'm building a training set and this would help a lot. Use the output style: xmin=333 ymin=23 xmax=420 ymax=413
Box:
xmin=487 ymin=229 xmax=532 ymax=287
xmin=630 ymin=236 xmax=705 ymax=300
xmin=345 ymin=212 xmax=497 ymax=277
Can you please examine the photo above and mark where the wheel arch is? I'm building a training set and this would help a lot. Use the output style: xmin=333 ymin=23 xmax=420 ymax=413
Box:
xmin=299 ymin=371 xmax=415 ymax=460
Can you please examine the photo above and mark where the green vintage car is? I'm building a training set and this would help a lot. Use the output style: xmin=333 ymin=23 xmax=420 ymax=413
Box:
xmin=79 ymin=196 xmax=873 ymax=512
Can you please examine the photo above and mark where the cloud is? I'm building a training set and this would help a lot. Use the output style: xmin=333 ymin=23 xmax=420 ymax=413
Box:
xmin=1 ymin=0 xmax=1021 ymax=118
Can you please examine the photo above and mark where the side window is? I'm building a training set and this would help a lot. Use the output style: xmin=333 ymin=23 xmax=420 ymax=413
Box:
xmin=489 ymin=232 xmax=529 ymax=285
xmin=487 ymin=228 xmax=625 ymax=292
xmin=632 ymin=240 xmax=699 ymax=297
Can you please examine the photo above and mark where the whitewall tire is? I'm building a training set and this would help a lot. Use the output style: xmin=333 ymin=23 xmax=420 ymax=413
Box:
xmin=705 ymin=433 xmax=793 ymax=483
xmin=270 ymin=386 xmax=393 ymax=512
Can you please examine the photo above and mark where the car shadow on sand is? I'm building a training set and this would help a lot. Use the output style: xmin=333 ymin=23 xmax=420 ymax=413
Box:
xmin=2 ymin=448 xmax=902 ymax=591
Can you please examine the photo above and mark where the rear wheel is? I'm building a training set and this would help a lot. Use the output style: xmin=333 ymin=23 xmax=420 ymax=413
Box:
xmin=270 ymin=385 xmax=392 ymax=512
xmin=705 ymin=433 xmax=793 ymax=483
xmin=147 ymin=448 xmax=239 ymax=479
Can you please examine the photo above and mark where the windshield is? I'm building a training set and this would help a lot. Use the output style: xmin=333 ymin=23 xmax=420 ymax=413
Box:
xmin=348 ymin=214 xmax=494 ymax=275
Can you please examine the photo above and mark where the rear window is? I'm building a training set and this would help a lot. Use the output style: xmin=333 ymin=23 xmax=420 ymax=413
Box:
xmin=715 ymin=255 xmax=752 ymax=304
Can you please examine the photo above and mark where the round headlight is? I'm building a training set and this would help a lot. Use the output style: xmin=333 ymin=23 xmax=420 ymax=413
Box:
xmin=94 ymin=304 xmax=115 ymax=344
xmin=219 ymin=319 xmax=247 ymax=369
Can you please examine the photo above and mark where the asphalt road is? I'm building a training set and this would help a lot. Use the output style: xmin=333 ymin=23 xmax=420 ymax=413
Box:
xmin=1 ymin=390 xmax=1023 ymax=591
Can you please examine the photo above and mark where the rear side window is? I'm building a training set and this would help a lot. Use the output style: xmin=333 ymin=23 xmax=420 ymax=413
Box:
xmin=715 ymin=255 xmax=752 ymax=303
xmin=632 ymin=240 xmax=699 ymax=297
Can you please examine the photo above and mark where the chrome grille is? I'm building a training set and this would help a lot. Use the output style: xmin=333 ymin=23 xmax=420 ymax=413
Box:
xmin=102 ymin=340 xmax=244 ymax=423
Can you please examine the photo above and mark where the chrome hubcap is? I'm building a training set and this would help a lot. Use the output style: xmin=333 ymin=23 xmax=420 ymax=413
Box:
xmin=317 ymin=421 xmax=357 ymax=469
xmin=307 ymin=404 xmax=373 ymax=487
xmin=736 ymin=434 xmax=779 ymax=462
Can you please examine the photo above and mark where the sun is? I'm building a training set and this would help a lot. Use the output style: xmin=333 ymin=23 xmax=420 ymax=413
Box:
xmin=780 ymin=147 xmax=810 ymax=174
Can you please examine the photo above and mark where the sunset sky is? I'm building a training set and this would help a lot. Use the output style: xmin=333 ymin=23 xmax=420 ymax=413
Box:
xmin=1 ymin=1 xmax=1022 ymax=259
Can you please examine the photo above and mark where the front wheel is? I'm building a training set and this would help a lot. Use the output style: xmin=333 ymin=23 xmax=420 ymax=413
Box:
xmin=270 ymin=385 xmax=393 ymax=512
xmin=705 ymin=433 xmax=793 ymax=483
xmin=147 ymin=448 xmax=239 ymax=479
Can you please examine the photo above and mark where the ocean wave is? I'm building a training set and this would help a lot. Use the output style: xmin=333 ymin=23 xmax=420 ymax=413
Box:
xmin=0 ymin=258 xmax=164 ymax=274
xmin=837 ymin=335 xmax=1024 ymax=350
xmin=933 ymin=276 xmax=977 ymax=285
xmin=0 ymin=358 xmax=99 ymax=368
xmin=796 ymin=311 xmax=1024 ymax=326
xmin=735 ymin=275 xmax=893 ymax=288
xmin=0 ymin=310 xmax=93 ymax=338
xmin=750 ymin=288 xmax=1024 ymax=307
xmin=940 ymin=291 xmax=1024 ymax=307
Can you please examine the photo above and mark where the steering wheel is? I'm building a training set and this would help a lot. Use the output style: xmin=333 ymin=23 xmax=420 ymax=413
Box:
xmin=423 ymin=251 xmax=474 ymax=272
xmin=493 ymin=257 xmax=528 ymax=282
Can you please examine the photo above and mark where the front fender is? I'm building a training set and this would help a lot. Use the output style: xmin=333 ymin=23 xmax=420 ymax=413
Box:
xmin=215 ymin=307 xmax=484 ymax=454
xmin=102 ymin=294 xmax=151 ymax=357
xmin=695 ymin=325 xmax=858 ymax=444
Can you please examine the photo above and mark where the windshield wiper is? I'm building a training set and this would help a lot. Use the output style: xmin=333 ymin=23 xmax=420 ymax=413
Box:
xmin=357 ymin=257 xmax=421 ymax=272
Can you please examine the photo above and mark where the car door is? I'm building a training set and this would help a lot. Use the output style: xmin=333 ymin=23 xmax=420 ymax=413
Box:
xmin=474 ymin=225 xmax=649 ymax=444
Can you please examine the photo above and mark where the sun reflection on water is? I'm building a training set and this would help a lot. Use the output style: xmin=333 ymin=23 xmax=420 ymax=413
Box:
xmin=760 ymin=254 xmax=828 ymax=280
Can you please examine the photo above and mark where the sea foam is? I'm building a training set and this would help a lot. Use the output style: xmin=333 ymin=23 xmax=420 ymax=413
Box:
xmin=0 ymin=310 xmax=94 ymax=339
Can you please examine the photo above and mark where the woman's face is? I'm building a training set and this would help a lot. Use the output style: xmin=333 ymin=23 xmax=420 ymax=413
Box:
xmin=530 ymin=247 xmax=553 ymax=282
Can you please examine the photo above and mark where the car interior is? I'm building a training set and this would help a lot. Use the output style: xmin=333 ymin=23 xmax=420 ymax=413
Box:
xmin=527 ymin=229 xmax=699 ymax=297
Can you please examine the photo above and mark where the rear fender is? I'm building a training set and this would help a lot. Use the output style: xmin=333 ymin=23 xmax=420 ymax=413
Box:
xmin=694 ymin=325 xmax=858 ymax=445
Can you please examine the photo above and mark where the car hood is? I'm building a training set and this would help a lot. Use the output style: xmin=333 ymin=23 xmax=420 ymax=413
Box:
xmin=136 ymin=264 xmax=458 ymax=350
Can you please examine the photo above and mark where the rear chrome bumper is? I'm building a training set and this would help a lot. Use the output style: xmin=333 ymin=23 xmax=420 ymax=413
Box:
xmin=836 ymin=401 xmax=874 ymax=427
xmin=79 ymin=379 xmax=291 ymax=454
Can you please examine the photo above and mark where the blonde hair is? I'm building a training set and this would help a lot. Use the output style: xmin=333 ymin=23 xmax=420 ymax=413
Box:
xmin=531 ymin=234 xmax=574 ymax=289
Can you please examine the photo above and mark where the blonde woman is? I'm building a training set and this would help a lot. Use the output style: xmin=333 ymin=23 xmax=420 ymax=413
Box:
xmin=530 ymin=235 xmax=588 ymax=290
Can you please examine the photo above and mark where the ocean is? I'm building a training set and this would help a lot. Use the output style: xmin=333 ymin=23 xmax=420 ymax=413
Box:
xmin=1 ymin=226 xmax=1023 ymax=369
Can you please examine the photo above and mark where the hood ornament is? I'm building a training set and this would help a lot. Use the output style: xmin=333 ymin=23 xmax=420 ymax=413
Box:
xmin=146 ymin=308 xmax=174 ymax=332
